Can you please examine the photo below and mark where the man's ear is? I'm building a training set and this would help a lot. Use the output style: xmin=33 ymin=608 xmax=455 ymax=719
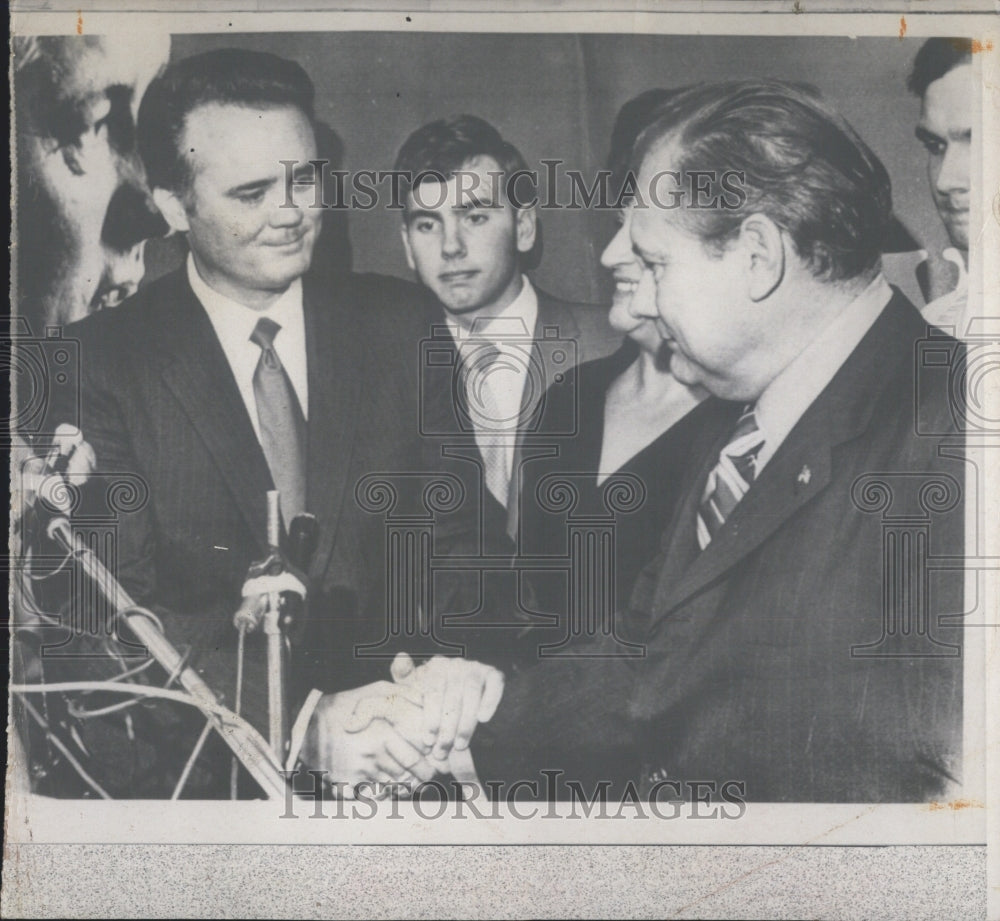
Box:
xmin=740 ymin=213 xmax=785 ymax=302
xmin=152 ymin=188 xmax=191 ymax=235
xmin=400 ymin=222 xmax=416 ymax=272
xmin=515 ymin=206 xmax=538 ymax=254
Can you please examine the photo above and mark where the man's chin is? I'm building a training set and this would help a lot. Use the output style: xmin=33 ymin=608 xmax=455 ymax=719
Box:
xmin=262 ymin=254 xmax=314 ymax=288
xmin=438 ymin=296 xmax=489 ymax=316
xmin=665 ymin=355 xmax=703 ymax=389
xmin=947 ymin=233 xmax=969 ymax=254
xmin=941 ymin=215 xmax=969 ymax=252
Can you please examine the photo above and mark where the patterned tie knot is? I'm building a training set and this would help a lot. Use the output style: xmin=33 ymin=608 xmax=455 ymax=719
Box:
xmin=251 ymin=317 xmax=282 ymax=370
xmin=723 ymin=408 xmax=765 ymax=482
xmin=730 ymin=407 xmax=759 ymax=442
xmin=696 ymin=405 xmax=766 ymax=550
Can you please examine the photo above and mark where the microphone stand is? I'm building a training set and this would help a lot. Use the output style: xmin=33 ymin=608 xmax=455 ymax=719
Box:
xmin=263 ymin=493 xmax=288 ymax=757
xmin=42 ymin=515 xmax=287 ymax=800
xmin=232 ymin=492 xmax=309 ymax=763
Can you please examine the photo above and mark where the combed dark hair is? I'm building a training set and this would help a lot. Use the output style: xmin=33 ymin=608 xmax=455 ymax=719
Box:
xmin=607 ymin=88 xmax=678 ymax=176
xmin=137 ymin=48 xmax=315 ymax=193
xmin=907 ymin=38 xmax=973 ymax=97
xmin=393 ymin=114 xmax=531 ymax=210
xmin=631 ymin=79 xmax=892 ymax=283
xmin=607 ymin=88 xmax=678 ymax=201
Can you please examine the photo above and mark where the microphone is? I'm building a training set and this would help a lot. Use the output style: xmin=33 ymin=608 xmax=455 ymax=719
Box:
xmin=31 ymin=424 xmax=92 ymax=517
xmin=45 ymin=424 xmax=85 ymax=476
xmin=286 ymin=513 xmax=319 ymax=574
xmin=233 ymin=501 xmax=314 ymax=636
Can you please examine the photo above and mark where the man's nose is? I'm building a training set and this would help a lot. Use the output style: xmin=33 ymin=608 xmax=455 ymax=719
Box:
xmin=441 ymin=222 xmax=466 ymax=259
xmin=600 ymin=222 xmax=631 ymax=269
xmin=936 ymin=142 xmax=969 ymax=195
xmin=270 ymin=195 xmax=307 ymax=227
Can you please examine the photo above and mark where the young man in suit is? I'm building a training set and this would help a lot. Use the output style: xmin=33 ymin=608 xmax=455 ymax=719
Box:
xmin=377 ymin=81 xmax=968 ymax=803
xmin=22 ymin=49 xmax=459 ymax=796
xmin=394 ymin=116 xmax=620 ymax=548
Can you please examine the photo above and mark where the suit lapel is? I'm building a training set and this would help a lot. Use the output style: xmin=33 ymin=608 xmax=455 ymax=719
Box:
xmin=654 ymin=294 xmax=915 ymax=618
xmin=657 ymin=419 xmax=834 ymax=616
xmin=158 ymin=275 xmax=273 ymax=551
xmin=507 ymin=295 xmax=583 ymax=535
xmin=303 ymin=275 xmax=363 ymax=580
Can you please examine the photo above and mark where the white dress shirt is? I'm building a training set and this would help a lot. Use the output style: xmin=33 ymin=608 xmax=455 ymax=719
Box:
xmin=187 ymin=254 xmax=309 ymax=443
xmin=446 ymin=275 xmax=539 ymax=482
xmin=753 ymin=273 xmax=893 ymax=474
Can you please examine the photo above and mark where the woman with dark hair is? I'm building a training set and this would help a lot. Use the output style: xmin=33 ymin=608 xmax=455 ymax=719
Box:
xmin=515 ymin=91 xmax=708 ymax=653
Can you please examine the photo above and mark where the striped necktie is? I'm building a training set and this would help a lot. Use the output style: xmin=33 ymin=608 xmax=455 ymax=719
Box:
xmin=250 ymin=316 xmax=307 ymax=523
xmin=696 ymin=407 xmax=765 ymax=550
xmin=459 ymin=340 xmax=510 ymax=509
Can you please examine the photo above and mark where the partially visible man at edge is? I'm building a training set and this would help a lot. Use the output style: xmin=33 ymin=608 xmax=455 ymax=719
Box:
xmin=909 ymin=37 xmax=973 ymax=329
xmin=13 ymin=35 xmax=171 ymax=330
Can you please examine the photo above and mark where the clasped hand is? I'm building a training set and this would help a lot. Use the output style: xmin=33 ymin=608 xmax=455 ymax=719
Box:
xmin=301 ymin=653 xmax=504 ymax=794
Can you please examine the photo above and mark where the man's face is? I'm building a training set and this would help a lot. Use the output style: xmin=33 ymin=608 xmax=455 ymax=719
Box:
xmin=917 ymin=62 xmax=972 ymax=251
xmin=159 ymin=103 xmax=321 ymax=307
xmin=15 ymin=35 xmax=171 ymax=328
xmin=401 ymin=155 xmax=536 ymax=318
xmin=600 ymin=205 xmax=662 ymax=354
xmin=629 ymin=145 xmax=767 ymax=400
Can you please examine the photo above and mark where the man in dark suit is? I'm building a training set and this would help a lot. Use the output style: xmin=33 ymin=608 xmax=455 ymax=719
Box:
xmin=385 ymin=81 xmax=967 ymax=802
xmin=390 ymin=116 xmax=621 ymax=667
xmin=22 ymin=49 xmax=445 ymax=797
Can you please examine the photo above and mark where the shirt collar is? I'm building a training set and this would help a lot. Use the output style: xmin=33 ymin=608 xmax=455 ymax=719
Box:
xmin=446 ymin=275 xmax=538 ymax=350
xmin=186 ymin=252 xmax=304 ymax=339
xmin=755 ymin=273 xmax=893 ymax=455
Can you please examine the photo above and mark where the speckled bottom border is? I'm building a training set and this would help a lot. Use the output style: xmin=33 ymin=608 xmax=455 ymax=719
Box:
xmin=0 ymin=844 xmax=987 ymax=920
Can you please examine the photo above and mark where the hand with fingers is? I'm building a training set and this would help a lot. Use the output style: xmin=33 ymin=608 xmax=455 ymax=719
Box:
xmin=388 ymin=653 xmax=505 ymax=762
xmin=300 ymin=680 xmax=445 ymax=797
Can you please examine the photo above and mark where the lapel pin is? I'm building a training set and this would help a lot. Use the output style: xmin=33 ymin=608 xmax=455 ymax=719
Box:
xmin=797 ymin=465 xmax=812 ymax=486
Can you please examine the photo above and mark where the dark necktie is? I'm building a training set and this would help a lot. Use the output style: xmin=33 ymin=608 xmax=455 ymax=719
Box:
xmin=696 ymin=407 xmax=765 ymax=549
xmin=250 ymin=316 xmax=307 ymax=523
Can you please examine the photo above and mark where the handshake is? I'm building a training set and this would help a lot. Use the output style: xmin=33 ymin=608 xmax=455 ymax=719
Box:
xmin=299 ymin=653 xmax=505 ymax=796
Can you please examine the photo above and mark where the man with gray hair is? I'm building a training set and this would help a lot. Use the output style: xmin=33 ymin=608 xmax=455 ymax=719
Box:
xmin=376 ymin=80 xmax=967 ymax=803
